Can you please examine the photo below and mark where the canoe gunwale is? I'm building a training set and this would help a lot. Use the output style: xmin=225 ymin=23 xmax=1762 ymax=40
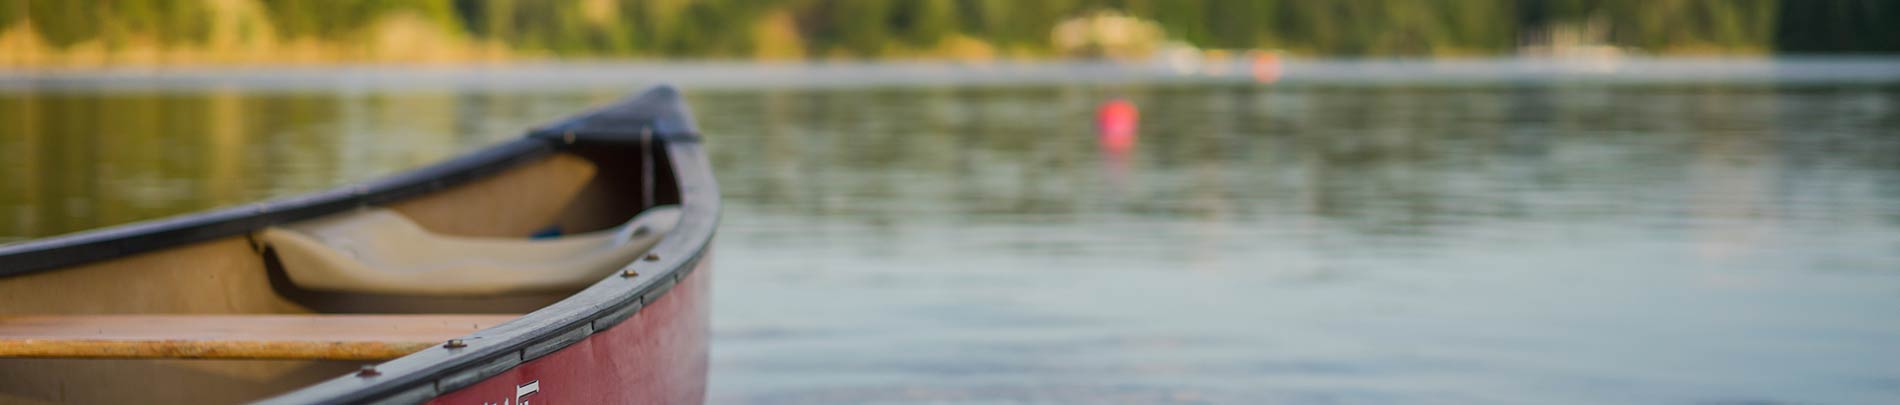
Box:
xmin=255 ymin=85 xmax=718 ymax=404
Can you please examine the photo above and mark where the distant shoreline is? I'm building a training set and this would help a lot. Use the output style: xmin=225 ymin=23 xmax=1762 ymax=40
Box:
xmin=7 ymin=0 xmax=1892 ymax=70
xmin=4 ymin=57 xmax=1898 ymax=93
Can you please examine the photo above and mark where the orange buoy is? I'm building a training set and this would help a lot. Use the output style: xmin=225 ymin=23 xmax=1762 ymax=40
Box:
xmin=1096 ymin=99 xmax=1139 ymax=150
xmin=1250 ymin=51 xmax=1282 ymax=84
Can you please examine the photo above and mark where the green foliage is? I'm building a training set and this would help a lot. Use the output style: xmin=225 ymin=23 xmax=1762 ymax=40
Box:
xmin=4 ymin=0 xmax=1895 ymax=60
xmin=0 ymin=2 xmax=18 ymax=28
xmin=1774 ymin=0 xmax=1900 ymax=53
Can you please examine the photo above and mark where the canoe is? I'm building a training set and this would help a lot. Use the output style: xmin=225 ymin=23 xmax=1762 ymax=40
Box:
xmin=0 ymin=86 xmax=718 ymax=404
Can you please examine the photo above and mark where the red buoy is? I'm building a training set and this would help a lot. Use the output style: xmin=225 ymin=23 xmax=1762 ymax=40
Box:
xmin=1096 ymin=99 xmax=1139 ymax=150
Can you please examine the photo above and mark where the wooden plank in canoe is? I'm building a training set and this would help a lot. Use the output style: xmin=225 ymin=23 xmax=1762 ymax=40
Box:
xmin=0 ymin=314 xmax=516 ymax=361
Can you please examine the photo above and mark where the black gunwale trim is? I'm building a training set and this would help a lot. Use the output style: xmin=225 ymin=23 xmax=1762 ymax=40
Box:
xmin=0 ymin=138 xmax=555 ymax=277
xmin=254 ymin=85 xmax=719 ymax=404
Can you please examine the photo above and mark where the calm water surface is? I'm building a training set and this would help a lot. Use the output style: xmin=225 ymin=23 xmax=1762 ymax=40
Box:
xmin=3 ymin=64 xmax=1899 ymax=404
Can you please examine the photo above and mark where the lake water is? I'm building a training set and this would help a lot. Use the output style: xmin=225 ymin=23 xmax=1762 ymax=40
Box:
xmin=3 ymin=60 xmax=1899 ymax=404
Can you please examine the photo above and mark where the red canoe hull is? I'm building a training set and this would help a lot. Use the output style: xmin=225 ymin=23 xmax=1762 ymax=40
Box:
xmin=430 ymin=259 xmax=711 ymax=405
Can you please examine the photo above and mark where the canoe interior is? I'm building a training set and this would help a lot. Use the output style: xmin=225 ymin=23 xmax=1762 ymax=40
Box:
xmin=0 ymin=142 xmax=676 ymax=404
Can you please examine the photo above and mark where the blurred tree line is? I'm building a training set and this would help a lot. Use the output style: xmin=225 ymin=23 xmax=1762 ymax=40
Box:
xmin=1 ymin=0 xmax=1894 ymax=65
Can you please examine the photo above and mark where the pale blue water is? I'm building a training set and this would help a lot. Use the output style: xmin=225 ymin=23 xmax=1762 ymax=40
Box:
xmin=3 ymin=60 xmax=1898 ymax=404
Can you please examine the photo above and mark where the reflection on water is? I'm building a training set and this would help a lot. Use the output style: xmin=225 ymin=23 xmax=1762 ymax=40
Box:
xmin=702 ymin=84 xmax=1900 ymax=404
xmin=4 ymin=75 xmax=1900 ymax=403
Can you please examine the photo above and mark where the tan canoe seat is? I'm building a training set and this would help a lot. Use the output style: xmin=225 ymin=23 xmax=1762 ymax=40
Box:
xmin=0 ymin=314 xmax=516 ymax=360
xmin=261 ymin=205 xmax=681 ymax=296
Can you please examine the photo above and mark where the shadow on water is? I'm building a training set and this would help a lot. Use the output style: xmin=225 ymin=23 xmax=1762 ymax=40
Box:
xmin=3 ymin=74 xmax=1900 ymax=403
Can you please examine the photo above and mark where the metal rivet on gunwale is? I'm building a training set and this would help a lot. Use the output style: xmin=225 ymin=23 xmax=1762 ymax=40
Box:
xmin=444 ymin=339 xmax=467 ymax=349
xmin=622 ymin=268 xmax=639 ymax=277
xmin=644 ymin=253 xmax=660 ymax=262
xmin=357 ymin=365 xmax=381 ymax=377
